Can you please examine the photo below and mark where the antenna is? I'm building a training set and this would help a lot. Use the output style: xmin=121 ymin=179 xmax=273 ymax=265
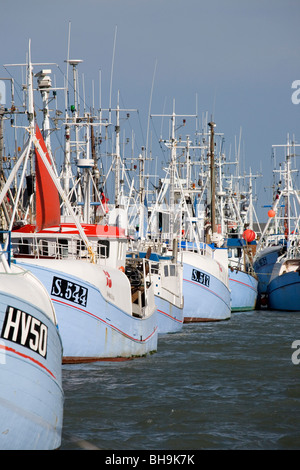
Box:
xmin=65 ymin=21 xmax=71 ymax=114
xmin=146 ymin=59 xmax=157 ymax=166
xmin=109 ymin=26 xmax=117 ymax=124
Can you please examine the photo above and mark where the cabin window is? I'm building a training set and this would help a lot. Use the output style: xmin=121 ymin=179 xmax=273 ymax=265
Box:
xmin=98 ymin=240 xmax=110 ymax=258
xmin=39 ymin=239 xmax=48 ymax=256
xmin=77 ymin=240 xmax=85 ymax=255
xmin=59 ymin=239 xmax=68 ymax=258
xmin=170 ymin=264 xmax=176 ymax=276
xmin=228 ymin=248 xmax=242 ymax=259
xmin=19 ymin=239 xmax=30 ymax=254
xmin=150 ymin=263 xmax=159 ymax=274
xmin=164 ymin=265 xmax=169 ymax=277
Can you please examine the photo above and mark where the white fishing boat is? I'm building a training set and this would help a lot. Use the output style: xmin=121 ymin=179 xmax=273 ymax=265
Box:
xmin=0 ymin=233 xmax=63 ymax=449
xmin=226 ymin=235 xmax=258 ymax=312
xmin=210 ymin=134 xmax=259 ymax=312
xmin=148 ymin=109 xmax=231 ymax=322
xmin=130 ymin=247 xmax=184 ymax=334
xmin=180 ymin=242 xmax=230 ymax=321
xmin=125 ymin=137 xmax=184 ymax=333
xmin=2 ymin=46 xmax=158 ymax=362
xmin=12 ymin=222 xmax=158 ymax=362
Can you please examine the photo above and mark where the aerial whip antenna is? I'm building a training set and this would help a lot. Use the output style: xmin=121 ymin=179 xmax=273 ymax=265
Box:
xmin=109 ymin=25 xmax=117 ymax=124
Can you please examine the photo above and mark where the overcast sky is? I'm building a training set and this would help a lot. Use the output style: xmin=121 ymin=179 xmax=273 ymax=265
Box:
xmin=1 ymin=0 xmax=300 ymax=221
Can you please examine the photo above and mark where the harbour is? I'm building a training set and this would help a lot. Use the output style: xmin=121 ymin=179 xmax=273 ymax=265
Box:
xmin=0 ymin=0 xmax=300 ymax=451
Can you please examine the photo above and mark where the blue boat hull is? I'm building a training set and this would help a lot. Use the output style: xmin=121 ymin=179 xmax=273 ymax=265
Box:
xmin=254 ymin=246 xmax=284 ymax=295
xmin=267 ymin=271 xmax=300 ymax=311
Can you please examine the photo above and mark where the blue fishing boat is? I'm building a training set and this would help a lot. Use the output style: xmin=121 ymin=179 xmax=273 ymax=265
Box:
xmin=267 ymin=257 xmax=300 ymax=311
xmin=253 ymin=243 xmax=285 ymax=305
xmin=254 ymin=136 xmax=300 ymax=310
xmin=0 ymin=236 xmax=63 ymax=449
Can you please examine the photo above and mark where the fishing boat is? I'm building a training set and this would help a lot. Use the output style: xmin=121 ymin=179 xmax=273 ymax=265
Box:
xmin=218 ymin=188 xmax=258 ymax=312
xmin=181 ymin=242 xmax=230 ymax=321
xmin=227 ymin=235 xmax=258 ymax=311
xmin=210 ymin=134 xmax=259 ymax=312
xmin=0 ymin=232 xmax=63 ymax=449
xmin=254 ymin=136 xmax=300 ymax=310
xmin=148 ymin=110 xmax=231 ymax=322
xmin=11 ymin=223 xmax=158 ymax=362
xmin=253 ymin=180 xmax=287 ymax=306
xmin=124 ymin=135 xmax=184 ymax=333
xmin=132 ymin=248 xmax=184 ymax=334
xmin=253 ymin=243 xmax=285 ymax=306
xmin=3 ymin=47 xmax=158 ymax=362
xmin=267 ymin=256 xmax=300 ymax=311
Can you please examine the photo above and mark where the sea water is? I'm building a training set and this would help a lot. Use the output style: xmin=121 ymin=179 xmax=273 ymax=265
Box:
xmin=60 ymin=309 xmax=300 ymax=451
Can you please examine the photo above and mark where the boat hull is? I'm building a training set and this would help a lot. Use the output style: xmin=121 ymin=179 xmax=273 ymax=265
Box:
xmin=229 ymin=269 xmax=258 ymax=312
xmin=0 ymin=269 xmax=63 ymax=450
xmin=156 ymin=295 xmax=183 ymax=334
xmin=15 ymin=259 xmax=158 ymax=361
xmin=267 ymin=271 xmax=300 ymax=311
xmin=182 ymin=252 xmax=231 ymax=322
xmin=253 ymin=245 xmax=284 ymax=295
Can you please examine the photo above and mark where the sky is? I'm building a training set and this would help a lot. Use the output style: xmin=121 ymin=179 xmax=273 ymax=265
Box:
xmin=0 ymin=0 xmax=300 ymax=222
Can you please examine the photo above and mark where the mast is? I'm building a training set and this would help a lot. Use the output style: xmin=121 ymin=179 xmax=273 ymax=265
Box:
xmin=151 ymin=103 xmax=198 ymax=246
xmin=256 ymin=136 xmax=300 ymax=254
xmin=114 ymin=92 xmax=121 ymax=207
xmin=35 ymin=69 xmax=52 ymax=150
xmin=169 ymin=103 xmax=176 ymax=244
xmin=208 ymin=121 xmax=216 ymax=236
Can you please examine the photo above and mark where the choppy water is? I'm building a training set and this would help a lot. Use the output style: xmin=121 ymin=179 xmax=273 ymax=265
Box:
xmin=61 ymin=309 xmax=300 ymax=451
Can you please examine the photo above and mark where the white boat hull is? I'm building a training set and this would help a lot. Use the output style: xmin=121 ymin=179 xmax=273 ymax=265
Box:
xmin=182 ymin=251 xmax=231 ymax=321
xmin=156 ymin=295 xmax=183 ymax=334
xmin=0 ymin=264 xmax=63 ymax=449
xmin=15 ymin=259 xmax=158 ymax=362
xmin=229 ymin=269 xmax=258 ymax=312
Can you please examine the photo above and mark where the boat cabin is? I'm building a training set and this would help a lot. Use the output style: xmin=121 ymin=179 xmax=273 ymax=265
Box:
xmin=11 ymin=222 xmax=129 ymax=269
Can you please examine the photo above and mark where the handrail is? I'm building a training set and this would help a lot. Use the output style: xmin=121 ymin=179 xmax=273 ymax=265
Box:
xmin=0 ymin=230 xmax=11 ymax=266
